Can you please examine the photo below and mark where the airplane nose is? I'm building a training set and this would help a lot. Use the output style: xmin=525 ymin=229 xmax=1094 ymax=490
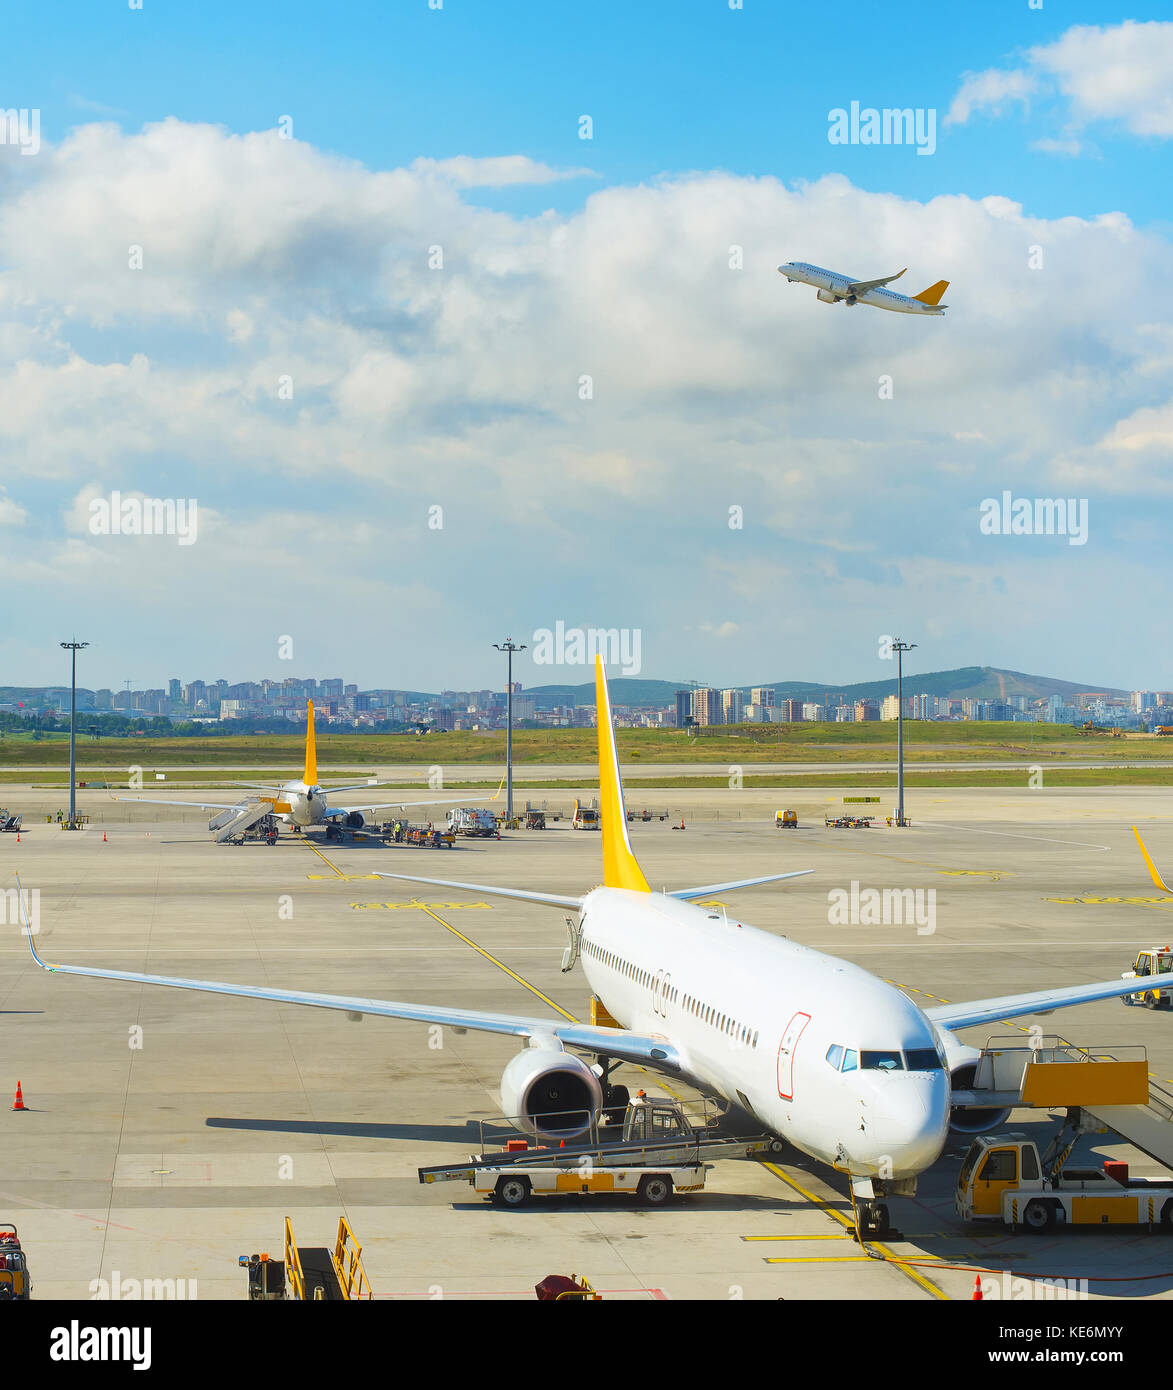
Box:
xmin=869 ymin=1078 xmax=949 ymax=1176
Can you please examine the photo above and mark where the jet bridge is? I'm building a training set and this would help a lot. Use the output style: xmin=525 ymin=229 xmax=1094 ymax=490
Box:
xmin=955 ymin=1035 xmax=1173 ymax=1171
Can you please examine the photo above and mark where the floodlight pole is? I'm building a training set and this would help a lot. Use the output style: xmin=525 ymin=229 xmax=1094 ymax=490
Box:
xmin=60 ymin=640 xmax=89 ymax=827
xmin=891 ymin=638 xmax=917 ymax=827
xmin=493 ymin=639 xmax=526 ymax=821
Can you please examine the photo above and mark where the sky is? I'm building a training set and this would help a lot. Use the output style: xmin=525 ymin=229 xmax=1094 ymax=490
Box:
xmin=1 ymin=1 xmax=1171 ymax=693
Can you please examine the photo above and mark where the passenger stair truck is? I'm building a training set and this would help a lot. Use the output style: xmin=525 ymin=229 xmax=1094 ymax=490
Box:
xmin=208 ymin=800 xmax=273 ymax=844
xmin=954 ymin=1035 xmax=1173 ymax=1230
xmin=417 ymin=1098 xmax=774 ymax=1207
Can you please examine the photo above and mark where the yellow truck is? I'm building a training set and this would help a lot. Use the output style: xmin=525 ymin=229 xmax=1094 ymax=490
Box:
xmin=956 ymin=1129 xmax=1173 ymax=1231
xmin=1121 ymin=947 xmax=1173 ymax=1009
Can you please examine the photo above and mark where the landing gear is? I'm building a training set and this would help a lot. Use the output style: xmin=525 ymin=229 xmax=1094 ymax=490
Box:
xmin=857 ymin=1201 xmax=890 ymax=1239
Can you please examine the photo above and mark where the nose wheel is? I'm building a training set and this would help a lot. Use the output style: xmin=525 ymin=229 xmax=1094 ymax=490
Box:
xmin=856 ymin=1201 xmax=890 ymax=1239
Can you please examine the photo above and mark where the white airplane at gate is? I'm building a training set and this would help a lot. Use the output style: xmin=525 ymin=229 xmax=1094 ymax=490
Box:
xmin=778 ymin=260 xmax=949 ymax=315
xmin=115 ymin=699 xmax=452 ymax=837
xmin=22 ymin=660 xmax=1156 ymax=1233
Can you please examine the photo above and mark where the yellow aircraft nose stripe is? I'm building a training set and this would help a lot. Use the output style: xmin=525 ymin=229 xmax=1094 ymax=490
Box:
xmin=595 ymin=656 xmax=650 ymax=892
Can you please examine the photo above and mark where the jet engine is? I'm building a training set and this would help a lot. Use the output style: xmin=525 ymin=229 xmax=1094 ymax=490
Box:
xmin=941 ymin=1036 xmax=1012 ymax=1135
xmin=500 ymin=1046 xmax=603 ymax=1141
xmin=342 ymin=811 xmax=365 ymax=830
xmin=816 ymin=289 xmax=839 ymax=303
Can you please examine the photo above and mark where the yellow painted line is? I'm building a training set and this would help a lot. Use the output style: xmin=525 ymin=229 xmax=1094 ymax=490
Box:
xmin=766 ymin=1254 xmax=949 ymax=1265
xmin=301 ymin=840 xmax=347 ymax=878
xmin=872 ymin=1242 xmax=951 ymax=1298
xmin=417 ymin=905 xmax=577 ymax=1021
xmin=742 ymin=1233 xmax=847 ymax=1242
xmin=756 ymin=1161 xmax=949 ymax=1299
xmin=349 ymin=901 xmax=492 ymax=911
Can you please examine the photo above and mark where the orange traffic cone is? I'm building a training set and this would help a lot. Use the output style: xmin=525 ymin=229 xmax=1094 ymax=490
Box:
xmin=15 ymin=833 xmax=19 ymax=843
xmin=11 ymin=1082 xmax=27 ymax=1112
xmin=102 ymin=832 xmax=107 ymax=842
xmin=972 ymin=1275 xmax=983 ymax=1301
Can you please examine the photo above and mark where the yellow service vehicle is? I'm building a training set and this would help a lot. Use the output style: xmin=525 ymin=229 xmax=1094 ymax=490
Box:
xmin=956 ymin=1129 xmax=1173 ymax=1231
xmin=775 ymin=809 xmax=798 ymax=829
xmin=1121 ymin=948 xmax=1173 ymax=1009
xmin=0 ymin=1226 xmax=30 ymax=1300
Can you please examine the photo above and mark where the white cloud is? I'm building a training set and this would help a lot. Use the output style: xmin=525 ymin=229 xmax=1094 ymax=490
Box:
xmin=409 ymin=155 xmax=595 ymax=187
xmin=0 ymin=119 xmax=1171 ymax=685
xmin=1029 ymin=21 xmax=1173 ymax=137
xmin=946 ymin=68 xmax=1038 ymax=126
xmin=947 ymin=21 xmax=1173 ymax=144
xmin=0 ymin=489 xmax=27 ymax=525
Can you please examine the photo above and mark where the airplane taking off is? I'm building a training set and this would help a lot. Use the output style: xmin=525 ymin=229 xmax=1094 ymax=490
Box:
xmin=778 ymin=261 xmax=948 ymax=315
xmin=22 ymin=661 xmax=1158 ymax=1236
xmin=115 ymin=699 xmax=452 ymax=840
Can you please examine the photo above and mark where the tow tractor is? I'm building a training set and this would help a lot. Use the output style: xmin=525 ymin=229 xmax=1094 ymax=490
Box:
xmin=1121 ymin=947 xmax=1173 ymax=1008
xmin=418 ymin=1097 xmax=776 ymax=1207
xmin=825 ymin=814 xmax=873 ymax=829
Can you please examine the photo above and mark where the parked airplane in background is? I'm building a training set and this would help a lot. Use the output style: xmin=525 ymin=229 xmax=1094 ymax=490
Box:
xmin=115 ymin=699 xmax=451 ymax=840
xmin=778 ymin=261 xmax=948 ymax=315
xmin=24 ymin=662 xmax=1155 ymax=1236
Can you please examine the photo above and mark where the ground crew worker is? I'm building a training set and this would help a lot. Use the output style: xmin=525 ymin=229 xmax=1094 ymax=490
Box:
xmin=631 ymin=1088 xmax=649 ymax=1106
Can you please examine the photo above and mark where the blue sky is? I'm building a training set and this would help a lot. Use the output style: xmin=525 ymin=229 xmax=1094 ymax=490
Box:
xmin=1 ymin=3 xmax=1171 ymax=692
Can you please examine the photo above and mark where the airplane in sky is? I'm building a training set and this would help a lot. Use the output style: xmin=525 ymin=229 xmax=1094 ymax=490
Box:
xmin=778 ymin=261 xmax=948 ymax=315
xmin=22 ymin=660 xmax=1156 ymax=1236
xmin=115 ymin=699 xmax=453 ymax=840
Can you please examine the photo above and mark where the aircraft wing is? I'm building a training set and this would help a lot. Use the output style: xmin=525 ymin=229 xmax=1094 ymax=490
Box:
xmin=847 ymin=268 xmax=905 ymax=295
xmin=926 ymin=973 xmax=1157 ymax=1033
xmin=112 ymin=794 xmax=246 ymax=812
xmin=322 ymin=797 xmax=456 ymax=816
xmin=22 ymin=927 xmax=681 ymax=1072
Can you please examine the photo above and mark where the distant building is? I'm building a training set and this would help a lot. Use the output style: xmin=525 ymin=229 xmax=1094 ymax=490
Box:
xmin=675 ymin=690 xmax=693 ymax=729
xmin=854 ymin=700 xmax=879 ymax=722
xmin=721 ymin=689 xmax=744 ymax=724
xmin=750 ymin=687 xmax=776 ymax=708
xmin=802 ymin=703 xmax=826 ymax=722
xmin=692 ymin=688 xmax=723 ymax=726
xmin=779 ymin=699 xmax=802 ymax=722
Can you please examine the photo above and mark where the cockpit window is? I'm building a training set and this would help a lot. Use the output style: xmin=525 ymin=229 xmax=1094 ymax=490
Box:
xmin=861 ymin=1050 xmax=903 ymax=1071
xmin=905 ymin=1049 xmax=943 ymax=1072
xmin=825 ymin=1044 xmax=844 ymax=1070
xmin=841 ymin=1049 xmax=858 ymax=1072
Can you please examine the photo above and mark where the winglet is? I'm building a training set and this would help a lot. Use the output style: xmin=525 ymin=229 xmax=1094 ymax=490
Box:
xmin=14 ymin=873 xmax=50 ymax=970
xmin=304 ymin=700 xmax=318 ymax=786
xmin=1134 ymin=826 xmax=1172 ymax=894
xmin=595 ymin=656 xmax=650 ymax=892
xmin=913 ymin=279 xmax=949 ymax=306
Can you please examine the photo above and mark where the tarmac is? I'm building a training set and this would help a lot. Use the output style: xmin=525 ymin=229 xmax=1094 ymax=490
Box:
xmin=4 ymin=780 xmax=1173 ymax=1301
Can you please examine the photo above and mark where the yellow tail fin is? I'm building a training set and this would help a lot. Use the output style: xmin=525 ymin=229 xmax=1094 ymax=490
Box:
xmin=304 ymin=700 xmax=318 ymax=786
xmin=1134 ymin=826 xmax=1172 ymax=894
xmin=913 ymin=279 xmax=949 ymax=305
xmin=595 ymin=656 xmax=650 ymax=892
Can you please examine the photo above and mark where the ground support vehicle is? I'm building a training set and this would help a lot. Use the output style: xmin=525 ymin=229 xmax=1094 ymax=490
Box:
xmin=953 ymin=1034 xmax=1173 ymax=1230
xmin=0 ymin=1226 xmax=29 ymax=1300
xmin=1121 ymin=948 xmax=1173 ymax=1008
xmin=240 ymin=1217 xmax=370 ymax=1300
xmin=418 ymin=1098 xmax=774 ymax=1207
xmin=775 ymin=809 xmax=798 ymax=829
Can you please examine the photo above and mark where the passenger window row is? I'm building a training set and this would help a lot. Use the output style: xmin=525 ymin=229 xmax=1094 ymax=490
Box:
xmin=581 ymin=937 xmax=758 ymax=1047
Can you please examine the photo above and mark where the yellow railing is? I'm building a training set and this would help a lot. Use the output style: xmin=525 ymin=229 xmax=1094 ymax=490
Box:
xmin=284 ymin=1217 xmax=306 ymax=1301
xmin=332 ymin=1217 xmax=372 ymax=1301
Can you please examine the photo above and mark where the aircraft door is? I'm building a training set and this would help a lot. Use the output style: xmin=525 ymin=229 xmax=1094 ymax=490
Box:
xmin=776 ymin=1011 xmax=811 ymax=1101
